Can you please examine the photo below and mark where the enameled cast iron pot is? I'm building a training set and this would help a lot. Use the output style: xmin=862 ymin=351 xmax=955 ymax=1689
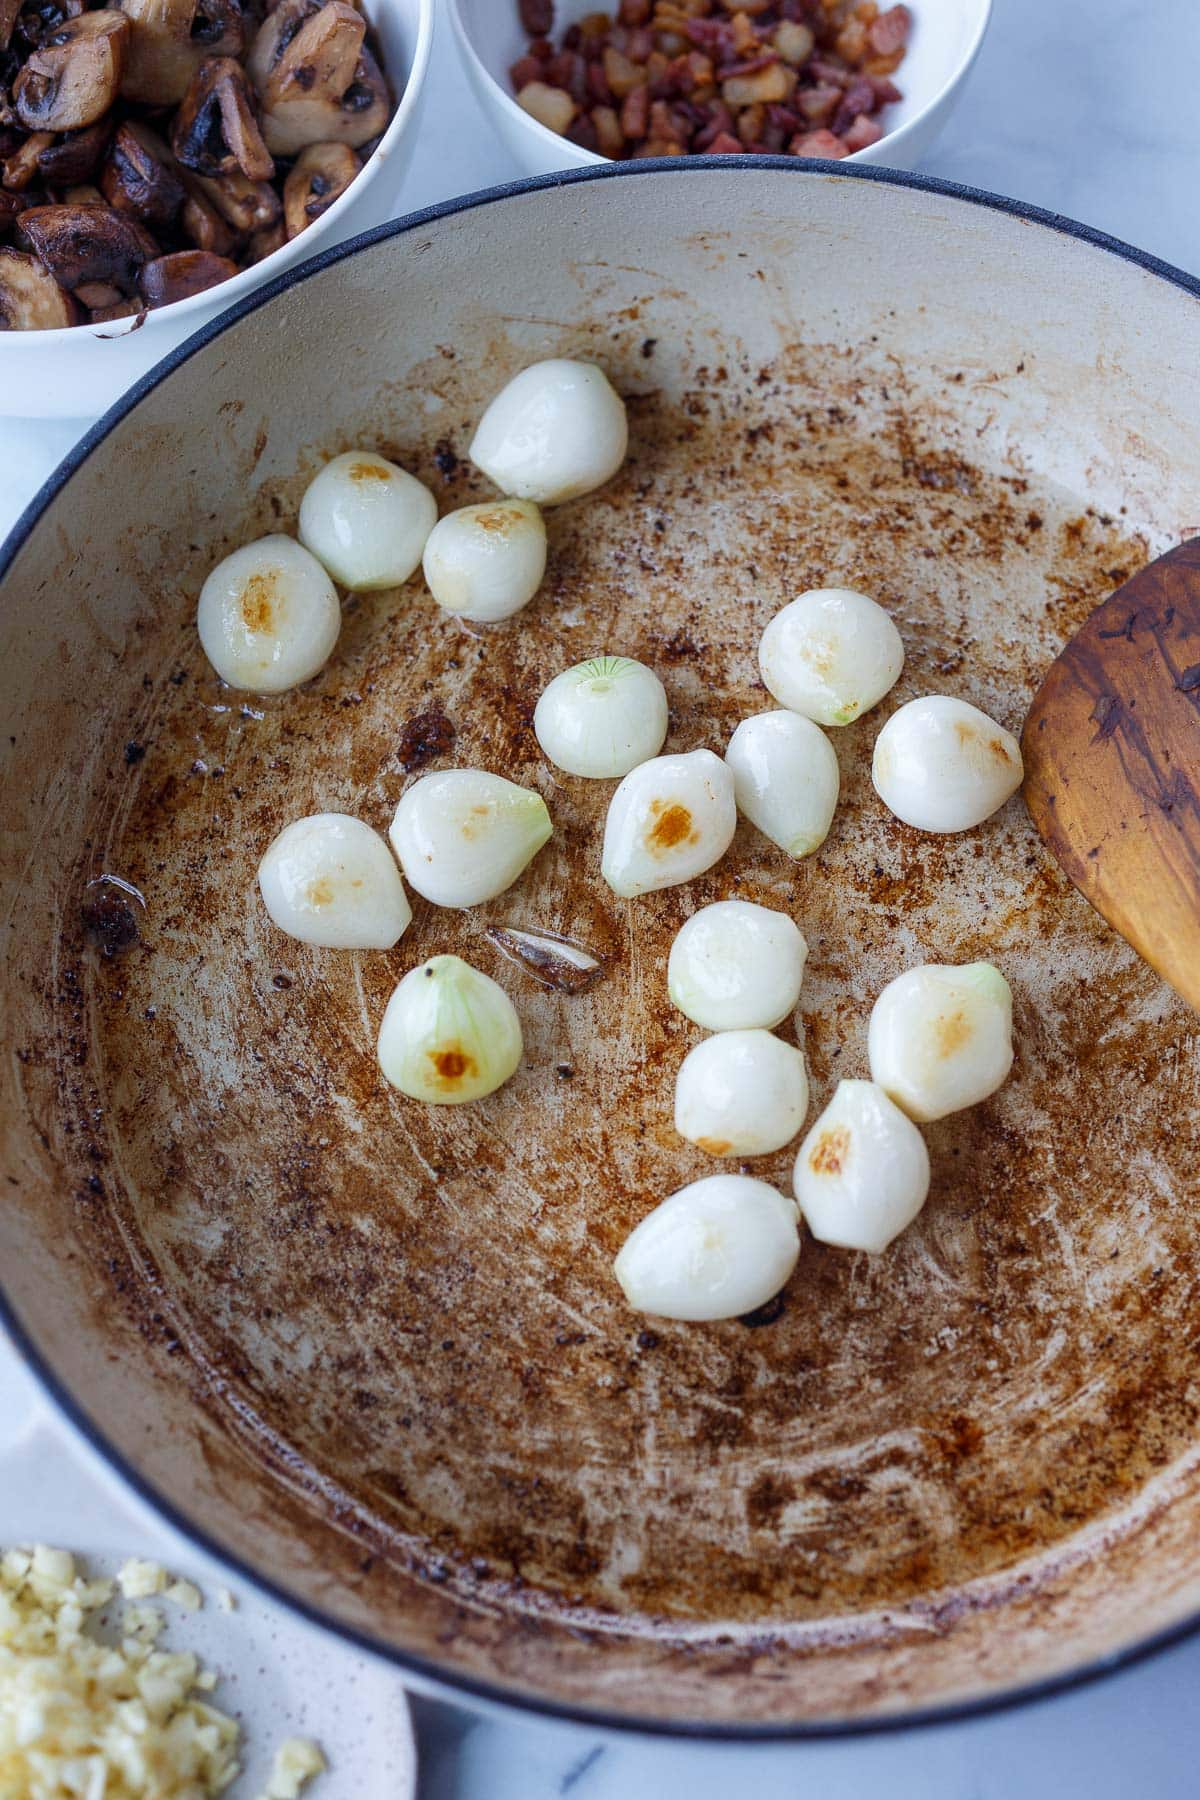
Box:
xmin=2 ymin=162 xmax=1200 ymax=1735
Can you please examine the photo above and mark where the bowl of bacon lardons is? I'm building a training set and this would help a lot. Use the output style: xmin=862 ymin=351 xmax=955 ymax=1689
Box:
xmin=450 ymin=0 xmax=989 ymax=176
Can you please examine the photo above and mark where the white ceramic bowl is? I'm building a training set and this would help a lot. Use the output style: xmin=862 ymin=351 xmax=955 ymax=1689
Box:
xmin=0 ymin=0 xmax=433 ymax=421
xmin=450 ymin=0 xmax=990 ymax=178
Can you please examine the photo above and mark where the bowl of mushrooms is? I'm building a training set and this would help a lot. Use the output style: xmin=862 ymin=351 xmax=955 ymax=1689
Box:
xmin=0 ymin=0 xmax=432 ymax=418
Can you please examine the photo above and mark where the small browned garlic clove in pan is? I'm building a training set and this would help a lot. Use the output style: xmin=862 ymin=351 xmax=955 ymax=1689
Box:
xmin=101 ymin=121 xmax=186 ymax=230
xmin=252 ymin=0 xmax=388 ymax=155
xmin=282 ymin=140 xmax=358 ymax=238
xmin=0 ymin=244 xmax=79 ymax=326
xmin=15 ymin=201 xmax=155 ymax=294
xmin=34 ymin=119 xmax=111 ymax=187
xmin=14 ymin=12 xmax=131 ymax=133
xmin=138 ymin=246 xmax=238 ymax=305
xmin=2 ymin=130 xmax=54 ymax=190
xmin=246 ymin=216 xmax=284 ymax=260
xmin=115 ymin=0 xmax=244 ymax=105
xmin=171 ymin=55 xmax=273 ymax=181
xmin=189 ymin=165 xmax=279 ymax=232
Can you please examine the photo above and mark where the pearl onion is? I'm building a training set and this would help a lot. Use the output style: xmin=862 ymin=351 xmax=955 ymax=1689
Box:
xmin=872 ymin=696 xmax=1024 ymax=833
xmin=675 ymin=1030 xmax=809 ymax=1158
xmin=759 ymin=588 xmax=904 ymax=726
xmin=389 ymin=768 xmax=552 ymax=909
xmin=614 ymin=1175 xmax=800 ymax=1321
xmin=601 ymin=749 xmax=736 ymax=898
xmin=377 ymin=954 xmax=522 ymax=1104
xmin=469 ymin=359 xmax=628 ymax=505
xmin=793 ymin=1079 xmax=930 ymax=1254
xmin=298 ymin=450 xmax=437 ymax=591
xmin=257 ymin=812 xmax=411 ymax=949
xmin=868 ymin=961 xmax=1013 ymax=1123
xmin=726 ymin=710 xmax=840 ymax=858
xmin=534 ymin=656 xmax=668 ymax=778
xmin=196 ymin=534 xmax=340 ymax=693
xmin=667 ymin=900 xmax=807 ymax=1031
xmin=422 ymin=499 xmax=546 ymax=622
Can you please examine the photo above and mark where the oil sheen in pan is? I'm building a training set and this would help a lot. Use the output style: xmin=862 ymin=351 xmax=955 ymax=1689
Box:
xmin=35 ymin=350 xmax=1200 ymax=1685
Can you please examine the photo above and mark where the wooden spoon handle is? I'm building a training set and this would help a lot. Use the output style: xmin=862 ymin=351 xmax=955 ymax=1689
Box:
xmin=1022 ymin=538 xmax=1200 ymax=1012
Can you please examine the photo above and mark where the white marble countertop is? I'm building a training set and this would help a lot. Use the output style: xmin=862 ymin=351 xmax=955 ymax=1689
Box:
xmin=5 ymin=0 xmax=1200 ymax=1793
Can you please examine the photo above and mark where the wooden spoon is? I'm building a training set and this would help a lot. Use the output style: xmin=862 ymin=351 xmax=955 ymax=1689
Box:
xmin=1022 ymin=537 xmax=1200 ymax=1012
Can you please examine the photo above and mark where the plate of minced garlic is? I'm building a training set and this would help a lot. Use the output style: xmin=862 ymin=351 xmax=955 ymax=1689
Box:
xmin=0 ymin=1544 xmax=412 ymax=1799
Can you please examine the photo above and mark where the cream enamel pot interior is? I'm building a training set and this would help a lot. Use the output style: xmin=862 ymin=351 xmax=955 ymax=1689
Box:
xmin=2 ymin=162 xmax=1200 ymax=1735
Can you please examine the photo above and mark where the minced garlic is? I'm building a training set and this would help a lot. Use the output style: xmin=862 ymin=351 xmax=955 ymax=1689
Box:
xmin=0 ymin=1546 xmax=325 ymax=1800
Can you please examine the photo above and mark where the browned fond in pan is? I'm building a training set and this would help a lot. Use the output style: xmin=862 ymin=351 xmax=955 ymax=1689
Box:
xmin=3 ymin=167 xmax=1200 ymax=1728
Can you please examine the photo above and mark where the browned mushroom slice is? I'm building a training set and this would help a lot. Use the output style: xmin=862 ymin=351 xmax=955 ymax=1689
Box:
xmin=256 ymin=2 xmax=388 ymax=155
xmin=2 ymin=131 xmax=54 ymax=191
xmin=90 ymin=297 xmax=142 ymax=322
xmin=16 ymin=202 xmax=154 ymax=293
xmin=0 ymin=245 xmax=79 ymax=326
xmin=74 ymin=277 xmax=124 ymax=307
xmin=62 ymin=183 xmax=105 ymax=204
xmin=115 ymin=0 xmax=244 ymax=105
xmin=0 ymin=189 xmax=28 ymax=236
xmin=171 ymin=54 xmax=272 ymax=180
xmin=14 ymin=12 xmax=131 ymax=132
xmin=10 ymin=0 xmax=86 ymax=53
xmin=137 ymin=246 xmax=236 ymax=304
xmin=246 ymin=216 xmax=283 ymax=260
xmin=91 ymin=297 xmax=144 ymax=322
xmin=0 ymin=0 xmax=21 ymax=50
xmin=36 ymin=119 xmax=111 ymax=187
xmin=282 ymin=139 xmax=357 ymax=238
xmin=101 ymin=120 xmax=186 ymax=228
xmin=178 ymin=171 xmax=235 ymax=252
xmin=189 ymin=165 xmax=278 ymax=231
xmin=243 ymin=0 xmax=318 ymax=91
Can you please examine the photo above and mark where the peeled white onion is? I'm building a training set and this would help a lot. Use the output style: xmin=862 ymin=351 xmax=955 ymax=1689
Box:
xmin=726 ymin=709 xmax=840 ymax=857
xmin=422 ymin=498 xmax=547 ymax=622
xmin=196 ymin=534 xmax=340 ymax=694
xmin=667 ymin=900 xmax=807 ymax=1031
xmin=675 ymin=1029 xmax=809 ymax=1158
xmin=389 ymin=768 xmax=552 ymax=909
xmin=872 ymin=695 xmax=1024 ymax=833
xmin=868 ymin=961 xmax=1014 ymax=1123
xmin=758 ymin=588 xmax=904 ymax=727
xmin=601 ymin=749 xmax=736 ymax=898
xmin=793 ymin=1079 xmax=930 ymax=1254
xmin=298 ymin=450 xmax=437 ymax=591
xmin=614 ymin=1174 xmax=800 ymax=1321
xmin=257 ymin=812 xmax=411 ymax=949
xmin=469 ymin=359 xmax=628 ymax=505
xmin=377 ymin=954 xmax=522 ymax=1104
xmin=534 ymin=655 xmax=668 ymax=778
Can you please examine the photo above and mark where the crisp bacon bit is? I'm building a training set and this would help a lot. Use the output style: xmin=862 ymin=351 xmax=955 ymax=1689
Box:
xmin=509 ymin=0 xmax=906 ymax=160
xmin=398 ymin=706 xmax=455 ymax=773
